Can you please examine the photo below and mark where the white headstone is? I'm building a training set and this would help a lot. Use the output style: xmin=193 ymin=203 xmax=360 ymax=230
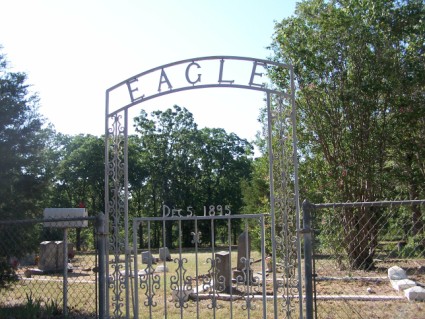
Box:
xmin=43 ymin=208 xmax=88 ymax=228
xmin=404 ymin=286 xmax=425 ymax=301
xmin=172 ymin=286 xmax=193 ymax=303
xmin=388 ymin=266 xmax=407 ymax=280
xmin=155 ymin=264 xmax=169 ymax=273
xmin=38 ymin=241 xmax=60 ymax=271
xmin=391 ymin=279 xmax=416 ymax=291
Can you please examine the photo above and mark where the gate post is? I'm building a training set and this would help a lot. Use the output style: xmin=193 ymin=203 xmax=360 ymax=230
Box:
xmin=302 ymin=200 xmax=315 ymax=319
xmin=97 ymin=212 xmax=107 ymax=319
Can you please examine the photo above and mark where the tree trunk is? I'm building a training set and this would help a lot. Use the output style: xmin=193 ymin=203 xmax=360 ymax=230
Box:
xmin=343 ymin=207 xmax=376 ymax=270
xmin=76 ymin=228 xmax=81 ymax=251
xmin=139 ymin=223 xmax=144 ymax=249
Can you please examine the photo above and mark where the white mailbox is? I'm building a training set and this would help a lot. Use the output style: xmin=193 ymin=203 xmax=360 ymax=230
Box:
xmin=43 ymin=208 xmax=88 ymax=228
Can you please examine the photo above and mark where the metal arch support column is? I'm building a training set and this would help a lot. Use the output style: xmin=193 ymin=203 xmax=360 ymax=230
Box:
xmin=302 ymin=200 xmax=315 ymax=319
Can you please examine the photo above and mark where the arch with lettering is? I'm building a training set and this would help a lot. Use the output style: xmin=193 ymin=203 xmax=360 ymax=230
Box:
xmin=105 ymin=56 xmax=291 ymax=116
xmin=104 ymin=56 xmax=302 ymax=318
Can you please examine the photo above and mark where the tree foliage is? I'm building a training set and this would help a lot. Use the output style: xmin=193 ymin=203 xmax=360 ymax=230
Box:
xmin=0 ymin=48 xmax=52 ymax=286
xmin=133 ymin=105 xmax=253 ymax=247
xmin=0 ymin=50 xmax=51 ymax=221
xmin=268 ymin=0 xmax=424 ymax=268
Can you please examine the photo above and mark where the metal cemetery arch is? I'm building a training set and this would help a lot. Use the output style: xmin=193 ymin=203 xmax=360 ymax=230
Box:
xmin=104 ymin=56 xmax=302 ymax=318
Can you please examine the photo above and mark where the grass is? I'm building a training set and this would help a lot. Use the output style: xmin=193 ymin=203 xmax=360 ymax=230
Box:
xmin=108 ymin=249 xmax=303 ymax=318
xmin=2 ymin=249 xmax=425 ymax=318
xmin=0 ymin=292 xmax=62 ymax=319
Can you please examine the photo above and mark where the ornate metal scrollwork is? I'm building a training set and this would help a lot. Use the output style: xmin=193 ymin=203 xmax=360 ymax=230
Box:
xmin=139 ymin=260 xmax=161 ymax=307
xmin=191 ymin=231 xmax=202 ymax=245
xmin=170 ymin=257 xmax=192 ymax=308
xmin=270 ymin=95 xmax=300 ymax=318
xmin=107 ymin=113 xmax=127 ymax=318
xmin=203 ymin=257 xmax=223 ymax=310
xmin=235 ymin=256 xmax=257 ymax=311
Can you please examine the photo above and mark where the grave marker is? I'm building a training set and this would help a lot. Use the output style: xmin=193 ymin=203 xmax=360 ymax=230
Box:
xmin=159 ymin=247 xmax=172 ymax=261
xmin=233 ymin=231 xmax=255 ymax=284
xmin=215 ymin=251 xmax=231 ymax=293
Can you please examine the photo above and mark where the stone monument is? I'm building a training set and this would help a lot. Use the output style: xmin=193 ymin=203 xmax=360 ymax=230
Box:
xmin=159 ymin=247 xmax=172 ymax=261
xmin=233 ymin=231 xmax=254 ymax=284
xmin=38 ymin=241 xmax=73 ymax=272
xmin=215 ymin=251 xmax=231 ymax=293
xmin=141 ymin=251 xmax=156 ymax=265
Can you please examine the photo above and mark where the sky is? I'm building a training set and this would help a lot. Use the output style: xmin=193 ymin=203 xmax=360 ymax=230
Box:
xmin=1 ymin=0 xmax=297 ymax=144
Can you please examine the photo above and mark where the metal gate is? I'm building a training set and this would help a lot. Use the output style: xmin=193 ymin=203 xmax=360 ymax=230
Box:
xmin=103 ymin=56 xmax=302 ymax=318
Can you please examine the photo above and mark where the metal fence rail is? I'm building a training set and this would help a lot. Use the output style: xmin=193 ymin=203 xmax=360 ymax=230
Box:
xmin=303 ymin=199 xmax=425 ymax=319
xmin=117 ymin=214 xmax=275 ymax=319
xmin=0 ymin=214 xmax=105 ymax=318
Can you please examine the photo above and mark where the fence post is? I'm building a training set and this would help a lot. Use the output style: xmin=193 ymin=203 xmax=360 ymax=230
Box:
xmin=97 ymin=212 xmax=107 ymax=319
xmin=302 ymin=199 xmax=314 ymax=319
xmin=63 ymin=227 xmax=69 ymax=317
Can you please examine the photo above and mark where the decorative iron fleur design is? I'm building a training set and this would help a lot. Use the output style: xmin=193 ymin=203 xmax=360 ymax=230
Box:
xmin=191 ymin=231 xmax=202 ymax=245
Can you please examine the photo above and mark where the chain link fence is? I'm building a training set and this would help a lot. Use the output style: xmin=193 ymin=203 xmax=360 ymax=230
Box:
xmin=0 ymin=214 xmax=103 ymax=318
xmin=303 ymin=200 xmax=425 ymax=319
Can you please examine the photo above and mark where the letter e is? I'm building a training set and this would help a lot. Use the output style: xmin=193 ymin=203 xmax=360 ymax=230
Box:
xmin=249 ymin=61 xmax=266 ymax=88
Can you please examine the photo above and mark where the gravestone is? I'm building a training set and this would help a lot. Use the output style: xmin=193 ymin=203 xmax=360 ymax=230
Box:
xmin=155 ymin=264 xmax=169 ymax=273
xmin=38 ymin=241 xmax=73 ymax=272
xmin=215 ymin=251 xmax=231 ymax=293
xmin=141 ymin=251 xmax=156 ymax=265
xmin=266 ymin=256 xmax=273 ymax=272
xmin=38 ymin=241 xmax=58 ymax=271
xmin=233 ymin=231 xmax=254 ymax=284
xmin=55 ymin=241 xmax=74 ymax=270
xmin=405 ymin=286 xmax=425 ymax=301
xmin=159 ymin=247 xmax=172 ymax=261
xmin=388 ymin=266 xmax=407 ymax=280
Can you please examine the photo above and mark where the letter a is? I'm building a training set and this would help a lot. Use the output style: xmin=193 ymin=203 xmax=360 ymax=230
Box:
xmin=158 ymin=69 xmax=173 ymax=92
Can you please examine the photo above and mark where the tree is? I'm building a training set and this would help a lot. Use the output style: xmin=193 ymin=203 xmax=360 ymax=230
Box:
xmin=133 ymin=105 xmax=253 ymax=247
xmin=269 ymin=0 xmax=425 ymax=269
xmin=0 ymin=47 xmax=51 ymax=286
xmin=52 ymin=134 xmax=105 ymax=250
xmin=133 ymin=106 xmax=199 ymax=247
xmin=195 ymin=127 xmax=253 ymax=244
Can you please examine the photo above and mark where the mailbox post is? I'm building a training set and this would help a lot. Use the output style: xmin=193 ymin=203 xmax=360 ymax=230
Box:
xmin=43 ymin=208 xmax=88 ymax=316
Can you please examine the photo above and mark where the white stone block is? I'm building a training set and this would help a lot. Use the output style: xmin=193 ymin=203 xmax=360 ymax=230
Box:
xmin=388 ymin=266 xmax=407 ymax=280
xmin=43 ymin=208 xmax=88 ymax=228
xmin=120 ymin=270 xmax=149 ymax=277
xmin=155 ymin=264 xmax=169 ymax=273
xmin=391 ymin=279 xmax=416 ymax=291
xmin=404 ymin=286 xmax=425 ymax=301
xmin=172 ymin=286 xmax=193 ymax=302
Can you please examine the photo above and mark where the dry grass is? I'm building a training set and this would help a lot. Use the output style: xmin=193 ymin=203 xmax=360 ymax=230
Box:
xmin=2 ymin=250 xmax=425 ymax=318
xmin=313 ymin=257 xmax=425 ymax=319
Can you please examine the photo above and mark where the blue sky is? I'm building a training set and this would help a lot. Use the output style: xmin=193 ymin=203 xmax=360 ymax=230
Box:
xmin=1 ymin=0 xmax=297 ymax=143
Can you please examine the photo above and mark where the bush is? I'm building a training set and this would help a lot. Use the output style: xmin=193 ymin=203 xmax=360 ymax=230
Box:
xmin=0 ymin=257 xmax=18 ymax=289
